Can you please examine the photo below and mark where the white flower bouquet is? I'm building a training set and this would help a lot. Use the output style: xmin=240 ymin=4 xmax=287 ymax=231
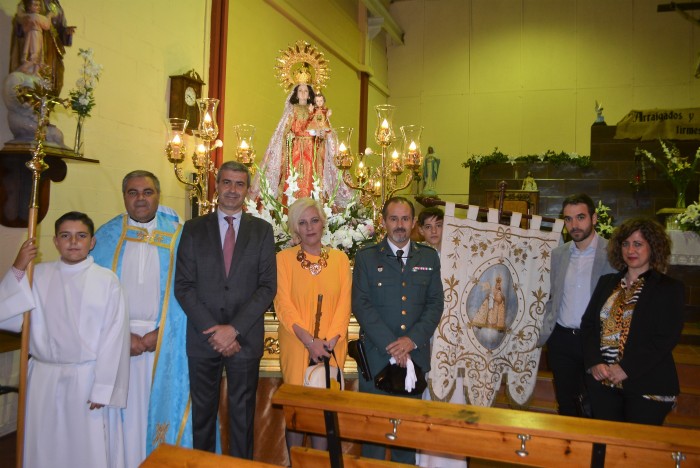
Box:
xmin=68 ymin=48 xmax=102 ymax=118
xmin=594 ymin=200 xmax=615 ymax=239
xmin=636 ymin=140 xmax=700 ymax=208
xmin=246 ymin=166 xmax=375 ymax=258
xmin=677 ymin=202 xmax=700 ymax=234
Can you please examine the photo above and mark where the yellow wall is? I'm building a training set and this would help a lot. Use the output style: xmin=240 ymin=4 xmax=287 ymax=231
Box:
xmin=0 ymin=0 xmax=210 ymax=265
xmin=388 ymin=0 xmax=700 ymax=203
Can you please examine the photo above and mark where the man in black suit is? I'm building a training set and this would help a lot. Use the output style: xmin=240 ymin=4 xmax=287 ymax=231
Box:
xmin=175 ymin=161 xmax=277 ymax=458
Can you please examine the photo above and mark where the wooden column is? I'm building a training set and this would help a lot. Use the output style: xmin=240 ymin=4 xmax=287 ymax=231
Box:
xmin=207 ymin=0 xmax=229 ymax=193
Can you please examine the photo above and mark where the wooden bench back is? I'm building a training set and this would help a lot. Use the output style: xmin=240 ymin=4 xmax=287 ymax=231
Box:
xmin=290 ymin=446 xmax=412 ymax=467
xmin=272 ymin=384 xmax=700 ymax=467
xmin=141 ymin=444 xmax=279 ymax=467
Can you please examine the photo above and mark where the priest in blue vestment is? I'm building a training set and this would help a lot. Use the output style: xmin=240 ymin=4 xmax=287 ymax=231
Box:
xmin=92 ymin=170 xmax=192 ymax=467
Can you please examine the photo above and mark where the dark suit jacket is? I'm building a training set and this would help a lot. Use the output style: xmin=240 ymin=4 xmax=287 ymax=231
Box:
xmin=175 ymin=212 xmax=277 ymax=359
xmin=581 ymin=270 xmax=685 ymax=395
xmin=352 ymin=239 xmax=443 ymax=379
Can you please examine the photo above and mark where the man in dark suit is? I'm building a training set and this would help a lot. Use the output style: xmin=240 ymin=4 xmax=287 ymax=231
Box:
xmin=539 ymin=193 xmax=616 ymax=416
xmin=175 ymin=161 xmax=277 ymax=458
xmin=352 ymin=197 xmax=443 ymax=463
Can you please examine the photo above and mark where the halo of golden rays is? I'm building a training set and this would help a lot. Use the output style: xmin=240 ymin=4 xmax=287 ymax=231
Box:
xmin=275 ymin=40 xmax=331 ymax=93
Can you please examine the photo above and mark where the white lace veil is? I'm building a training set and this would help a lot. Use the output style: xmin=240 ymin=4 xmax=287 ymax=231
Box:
xmin=322 ymin=129 xmax=353 ymax=207
xmin=250 ymin=90 xmax=294 ymax=201
xmin=250 ymin=89 xmax=354 ymax=208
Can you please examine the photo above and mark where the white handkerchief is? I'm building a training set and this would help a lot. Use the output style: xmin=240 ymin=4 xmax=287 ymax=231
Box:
xmin=405 ymin=357 xmax=417 ymax=392
xmin=389 ymin=357 xmax=418 ymax=392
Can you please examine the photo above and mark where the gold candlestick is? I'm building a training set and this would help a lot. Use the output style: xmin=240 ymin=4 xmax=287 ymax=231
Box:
xmin=166 ymin=98 xmax=220 ymax=216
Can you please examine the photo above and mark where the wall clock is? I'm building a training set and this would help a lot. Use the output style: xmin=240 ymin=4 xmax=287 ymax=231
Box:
xmin=168 ymin=69 xmax=205 ymax=135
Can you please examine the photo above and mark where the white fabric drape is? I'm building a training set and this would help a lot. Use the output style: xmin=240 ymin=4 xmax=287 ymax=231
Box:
xmin=429 ymin=203 xmax=563 ymax=407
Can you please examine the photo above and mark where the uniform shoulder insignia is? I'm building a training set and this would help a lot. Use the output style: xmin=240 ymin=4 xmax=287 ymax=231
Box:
xmin=357 ymin=242 xmax=379 ymax=253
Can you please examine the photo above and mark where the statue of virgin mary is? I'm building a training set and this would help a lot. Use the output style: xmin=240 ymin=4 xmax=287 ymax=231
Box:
xmin=250 ymin=41 xmax=352 ymax=207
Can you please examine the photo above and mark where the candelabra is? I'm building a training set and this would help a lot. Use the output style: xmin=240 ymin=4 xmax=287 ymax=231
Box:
xmin=333 ymin=104 xmax=424 ymax=225
xmin=165 ymin=98 xmax=220 ymax=216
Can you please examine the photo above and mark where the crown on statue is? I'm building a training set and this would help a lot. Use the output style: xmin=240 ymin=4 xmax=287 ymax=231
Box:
xmin=275 ymin=40 xmax=330 ymax=93
xmin=293 ymin=64 xmax=312 ymax=85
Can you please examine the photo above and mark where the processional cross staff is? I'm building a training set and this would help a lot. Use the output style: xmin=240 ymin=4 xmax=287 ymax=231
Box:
xmin=13 ymin=70 xmax=69 ymax=468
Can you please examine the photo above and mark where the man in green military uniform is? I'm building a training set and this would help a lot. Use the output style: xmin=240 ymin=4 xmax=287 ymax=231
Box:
xmin=352 ymin=196 xmax=444 ymax=463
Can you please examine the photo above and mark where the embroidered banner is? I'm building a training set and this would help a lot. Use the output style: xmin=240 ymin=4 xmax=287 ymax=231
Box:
xmin=615 ymin=108 xmax=700 ymax=141
xmin=429 ymin=203 xmax=563 ymax=407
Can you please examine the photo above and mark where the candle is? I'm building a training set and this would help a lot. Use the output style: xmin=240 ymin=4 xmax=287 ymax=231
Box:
xmin=192 ymin=142 xmax=207 ymax=169
xmin=355 ymin=160 xmax=368 ymax=180
xmin=377 ymin=119 xmax=391 ymax=144
xmin=237 ymin=139 xmax=252 ymax=163
xmin=406 ymin=140 xmax=420 ymax=166
xmin=200 ymin=112 xmax=217 ymax=139
xmin=195 ymin=144 xmax=206 ymax=167
xmin=390 ymin=150 xmax=402 ymax=173
xmin=166 ymin=133 xmax=185 ymax=163
xmin=334 ymin=142 xmax=353 ymax=169
xmin=373 ymin=180 xmax=381 ymax=196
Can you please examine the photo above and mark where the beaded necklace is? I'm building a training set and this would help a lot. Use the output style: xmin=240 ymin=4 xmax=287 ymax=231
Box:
xmin=297 ymin=246 xmax=329 ymax=276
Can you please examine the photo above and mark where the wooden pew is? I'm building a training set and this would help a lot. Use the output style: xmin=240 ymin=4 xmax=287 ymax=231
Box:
xmin=141 ymin=444 xmax=279 ymax=467
xmin=290 ymin=446 xmax=412 ymax=467
xmin=272 ymin=384 xmax=700 ymax=467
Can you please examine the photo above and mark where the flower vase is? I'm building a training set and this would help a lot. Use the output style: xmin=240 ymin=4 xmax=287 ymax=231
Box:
xmin=74 ymin=115 xmax=85 ymax=157
xmin=676 ymin=190 xmax=686 ymax=209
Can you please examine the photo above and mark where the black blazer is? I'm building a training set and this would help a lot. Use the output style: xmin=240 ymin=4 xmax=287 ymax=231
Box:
xmin=175 ymin=212 xmax=277 ymax=359
xmin=581 ymin=270 xmax=684 ymax=395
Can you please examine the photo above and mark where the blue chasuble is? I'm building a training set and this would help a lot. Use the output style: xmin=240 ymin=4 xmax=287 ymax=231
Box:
xmin=92 ymin=208 xmax=193 ymax=454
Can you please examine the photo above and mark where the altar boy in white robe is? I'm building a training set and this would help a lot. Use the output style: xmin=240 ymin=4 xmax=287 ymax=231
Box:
xmin=0 ymin=211 xmax=130 ymax=468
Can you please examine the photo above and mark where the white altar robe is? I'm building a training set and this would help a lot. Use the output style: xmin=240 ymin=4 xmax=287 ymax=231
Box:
xmin=120 ymin=217 xmax=160 ymax=468
xmin=0 ymin=257 xmax=130 ymax=468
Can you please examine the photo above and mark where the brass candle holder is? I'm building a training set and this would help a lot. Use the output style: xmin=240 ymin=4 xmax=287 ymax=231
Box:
xmin=233 ymin=124 xmax=257 ymax=171
xmin=333 ymin=105 xmax=424 ymax=227
xmin=165 ymin=98 xmax=221 ymax=216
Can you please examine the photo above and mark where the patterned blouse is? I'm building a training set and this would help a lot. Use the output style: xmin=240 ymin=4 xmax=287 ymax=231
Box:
xmin=598 ymin=272 xmax=676 ymax=402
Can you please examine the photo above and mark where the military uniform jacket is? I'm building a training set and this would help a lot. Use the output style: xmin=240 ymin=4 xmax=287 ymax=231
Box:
xmin=352 ymin=239 xmax=444 ymax=378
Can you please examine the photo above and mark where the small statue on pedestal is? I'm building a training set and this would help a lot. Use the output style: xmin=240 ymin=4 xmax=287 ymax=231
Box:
xmin=594 ymin=100 xmax=606 ymax=125
xmin=521 ymin=171 xmax=538 ymax=191
xmin=3 ymin=0 xmax=75 ymax=148
xmin=421 ymin=146 xmax=440 ymax=196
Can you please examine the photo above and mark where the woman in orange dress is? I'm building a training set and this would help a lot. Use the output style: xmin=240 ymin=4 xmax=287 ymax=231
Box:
xmin=274 ymin=197 xmax=352 ymax=452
